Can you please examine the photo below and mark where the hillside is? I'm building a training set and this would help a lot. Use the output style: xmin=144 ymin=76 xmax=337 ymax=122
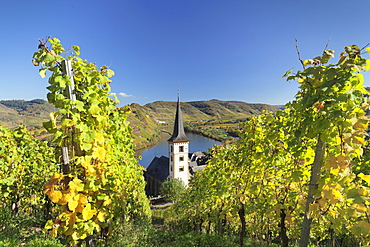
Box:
xmin=0 ymin=99 xmax=279 ymax=147
xmin=141 ymin=99 xmax=278 ymax=123
xmin=130 ymin=100 xmax=279 ymax=146
xmin=0 ymin=99 xmax=56 ymax=130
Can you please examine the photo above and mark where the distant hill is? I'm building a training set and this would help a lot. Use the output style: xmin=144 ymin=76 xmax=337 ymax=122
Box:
xmin=128 ymin=100 xmax=279 ymax=148
xmin=0 ymin=98 xmax=280 ymax=147
xmin=0 ymin=99 xmax=56 ymax=129
xmin=137 ymin=99 xmax=279 ymax=124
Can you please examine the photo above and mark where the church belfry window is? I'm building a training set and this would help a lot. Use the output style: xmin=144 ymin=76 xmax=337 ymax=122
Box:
xmin=179 ymin=145 xmax=184 ymax=152
xmin=179 ymin=156 xmax=184 ymax=162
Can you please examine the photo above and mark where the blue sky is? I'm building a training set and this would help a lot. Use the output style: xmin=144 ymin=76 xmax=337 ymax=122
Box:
xmin=1 ymin=0 xmax=370 ymax=106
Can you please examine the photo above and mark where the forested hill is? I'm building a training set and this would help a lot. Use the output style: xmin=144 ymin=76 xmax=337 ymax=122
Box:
xmin=0 ymin=99 xmax=56 ymax=129
xmin=128 ymin=100 xmax=279 ymax=148
xmin=0 ymin=99 xmax=279 ymax=124
xmin=0 ymin=98 xmax=279 ymax=148
xmin=135 ymin=99 xmax=279 ymax=123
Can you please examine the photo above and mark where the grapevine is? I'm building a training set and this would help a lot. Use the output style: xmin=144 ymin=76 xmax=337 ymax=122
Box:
xmin=167 ymin=44 xmax=370 ymax=246
xmin=0 ymin=125 xmax=56 ymax=221
xmin=32 ymin=38 xmax=151 ymax=245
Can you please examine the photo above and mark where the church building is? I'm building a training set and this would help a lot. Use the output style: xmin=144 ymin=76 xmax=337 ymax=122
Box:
xmin=143 ymin=94 xmax=207 ymax=197
xmin=167 ymin=94 xmax=190 ymax=186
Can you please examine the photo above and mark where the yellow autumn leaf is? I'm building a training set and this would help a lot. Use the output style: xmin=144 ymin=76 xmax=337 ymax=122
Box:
xmin=59 ymin=193 xmax=72 ymax=205
xmin=92 ymin=147 xmax=107 ymax=161
xmin=103 ymin=197 xmax=112 ymax=206
xmin=308 ymin=203 xmax=319 ymax=219
xmin=97 ymin=211 xmax=106 ymax=222
xmin=317 ymin=198 xmax=327 ymax=208
xmin=239 ymin=194 xmax=247 ymax=204
xmin=49 ymin=190 xmax=62 ymax=203
xmin=78 ymin=194 xmax=88 ymax=205
xmin=78 ymin=155 xmax=92 ymax=168
xmin=69 ymin=177 xmax=83 ymax=192
xmin=354 ymin=120 xmax=368 ymax=130
xmin=77 ymin=232 xmax=88 ymax=241
xmin=44 ymin=173 xmax=63 ymax=194
xmin=69 ymin=212 xmax=77 ymax=225
xmin=77 ymin=156 xmax=96 ymax=175
xmin=68 ymin=200 xmax=78 ymax=212
xmin=328 ymin=209 xmax=338 ymax=218
xmin=358 ymin=186 xmax=370 ymax=196
xmin=86 ymin=165 xmax=96 ymax=175
xmin=51 ymin=226 xmax=58 ymax=238
xmin=359 ymin=173 xmax=370 ymax=185
xmin=82 ymin=203 xmax=97 ymax=221
xmin=353 ymin=135 xmax=365 ymax=145
xmin=71 ymin=232 xmax=79 ymax=241
xmin=322 ymin=183 xmax=343 ymax=204
xmin=71 ymin=194 xmax=88 ymax=213
xmin=95 ymin=133 xmax=105 ymax=144
xmin=330 ymin=168 xmax=339 ymax=176
xmin=286 ymin=213 xmax=293 ymax=225
xmin=332 ymin=189 xmax=342 ymax=199
xmin=351 ymin=203 xmax=367 ymax=212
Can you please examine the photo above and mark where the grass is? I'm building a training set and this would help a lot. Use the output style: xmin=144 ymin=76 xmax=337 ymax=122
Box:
xmin=0 ymin=209 xmax=64 ymax=247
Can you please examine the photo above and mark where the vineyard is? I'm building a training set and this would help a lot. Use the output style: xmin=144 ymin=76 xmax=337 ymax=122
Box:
xmin=0 ymin=38 xmax=370 ymax=246
xmin=167 ymin=45 xmax=370 ymax=246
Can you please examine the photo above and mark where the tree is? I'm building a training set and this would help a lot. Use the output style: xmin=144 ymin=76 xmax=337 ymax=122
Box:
xmin=160 ymin=178 xmax=186 ymax=202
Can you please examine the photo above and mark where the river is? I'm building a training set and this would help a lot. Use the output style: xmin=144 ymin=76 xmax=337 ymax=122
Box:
xmin=137 ymin=132 xmax=221 ymax=168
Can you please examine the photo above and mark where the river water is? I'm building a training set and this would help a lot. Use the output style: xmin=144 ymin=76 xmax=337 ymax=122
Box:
xmin=137 ymin=132 xmax=221 ymax=168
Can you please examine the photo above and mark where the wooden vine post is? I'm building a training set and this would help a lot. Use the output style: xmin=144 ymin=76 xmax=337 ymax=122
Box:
xmin=60 ymin=59 xmax=78 ymax=175
xmin=61 ymin=60 xmax=95 ymax=247
xmin=299 ymin=137 xmax=325 ymax=247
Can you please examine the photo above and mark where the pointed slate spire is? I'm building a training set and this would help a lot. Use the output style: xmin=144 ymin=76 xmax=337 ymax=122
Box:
xmin=168 ymin=92 xmax=189 ymax=143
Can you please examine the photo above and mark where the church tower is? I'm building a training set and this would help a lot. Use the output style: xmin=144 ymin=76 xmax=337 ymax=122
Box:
xmin=168 ymin=93 xmax=190 ymax=186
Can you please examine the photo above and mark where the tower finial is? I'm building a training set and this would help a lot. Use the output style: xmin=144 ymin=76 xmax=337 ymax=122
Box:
xmin=168 ymin=89 xmax=189 ymax=143
xmin=177 ymin=82 xmax=180 ymax=98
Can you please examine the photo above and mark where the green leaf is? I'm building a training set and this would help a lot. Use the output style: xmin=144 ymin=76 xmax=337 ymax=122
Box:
xmin=81 ymin=142 xmax=92 ymax=151
xmin=106 ymin=69 xmax=115 ymax=78
xmin=88 ymin=105 xmax=101 ymax=116
xmin=72 ymin=45 xmax=80 ymax=55
xmin=83 ymin=130 xmax=96 ymax=143
xmin=44 ymin=53 xmax=55 ymax=63
xmin=39 ymin=68 xmax=47 ymax=78
xmin=75 ymin=100 xmax=85 ymax=111
xmin=97 ymin=194 xmax=107 ymax=200
xmin=282 ymin=68 xmax=293 ymax=78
